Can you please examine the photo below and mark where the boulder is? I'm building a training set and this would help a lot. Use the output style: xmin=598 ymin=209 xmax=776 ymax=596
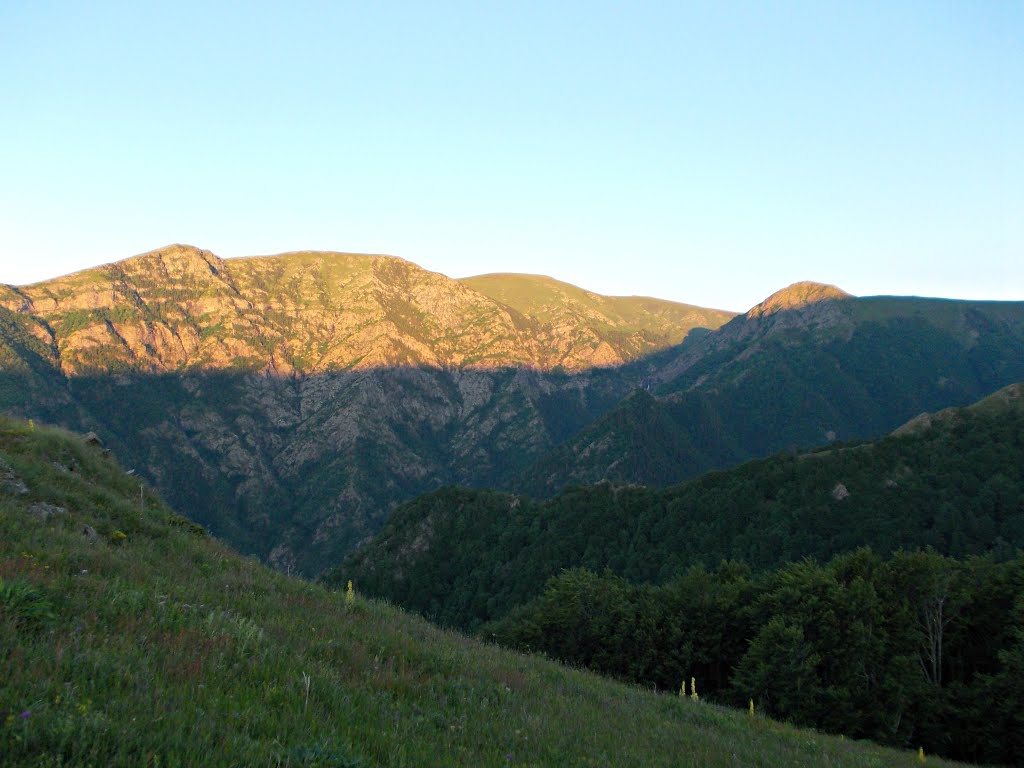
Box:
xmin=0 ymin=456 xmax=29 ymax=495
xmin=29 ymin=502 xmax=66 ymax=522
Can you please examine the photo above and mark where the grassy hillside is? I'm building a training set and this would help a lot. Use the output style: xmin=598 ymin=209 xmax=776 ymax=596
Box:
xmin=460 ymin=272 xmax=734 ymax=352
xmin=0 ymin=417 xmax=962 ymax=767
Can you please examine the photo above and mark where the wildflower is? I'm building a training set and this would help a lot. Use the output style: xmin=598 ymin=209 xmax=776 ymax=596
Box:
xmin=749 ymin=698 xmax=754 ymax=717
xmin=679 ymin=680 xmax=686 ymax=697
xmin=111 ymin=530 xmax=127 ymax=543
xmin=345 ymin=580 xmax=355 ymax=608
xmin=20 ymin=711 xmax=30 ymax=719
xmin=690 ymin=677 xmax=699 ymax=702
xmin=918 ymin=747 xmax=926 ymax=763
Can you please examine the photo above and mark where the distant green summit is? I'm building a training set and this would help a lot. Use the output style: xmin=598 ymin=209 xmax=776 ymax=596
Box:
xmin=460 ymin=272 xmax=733 ymax=351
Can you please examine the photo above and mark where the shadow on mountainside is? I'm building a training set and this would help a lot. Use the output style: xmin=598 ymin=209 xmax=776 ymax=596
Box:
xmin=0 ymin=345 xmax=681 ymax=575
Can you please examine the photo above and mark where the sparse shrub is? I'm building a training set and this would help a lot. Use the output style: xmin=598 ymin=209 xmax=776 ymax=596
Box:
xmin=206 ymin=609 xmax=265 ymax=655
xmin=168 ymin=513 xmax=207 ymax=536
xmin=0 ymin=578 xmax=55 ymax=630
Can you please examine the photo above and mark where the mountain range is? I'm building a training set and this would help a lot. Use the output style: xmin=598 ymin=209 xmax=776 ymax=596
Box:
xmin=0 ymin=245 xmax=730 ymax=573
xmin=4 ymin=246 xmax=1023 ymax=764
xmin=2 ymin=245 xmax=1023 ymax=576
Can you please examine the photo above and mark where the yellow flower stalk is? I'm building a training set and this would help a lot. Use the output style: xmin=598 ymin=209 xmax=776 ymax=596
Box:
xmin=918 ymin=747 xmax=926 ymax=763
xmin=749 ymin=698 xmax=754 ymax=717
xmin=690 ymin=677 xmax=699 ymax=701
xmin=345 ymin=579 xmax=355 ymax=608
xmin=679 ymin=680 xmax=686 ymax=697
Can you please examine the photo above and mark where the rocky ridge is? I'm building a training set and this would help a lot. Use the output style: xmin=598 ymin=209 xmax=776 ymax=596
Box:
xmin=0 ymin=244 xmax=732 ymax=376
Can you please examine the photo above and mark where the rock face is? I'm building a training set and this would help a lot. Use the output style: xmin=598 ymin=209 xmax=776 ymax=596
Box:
xmin=0 ymin=245 xmax=734 ymax=575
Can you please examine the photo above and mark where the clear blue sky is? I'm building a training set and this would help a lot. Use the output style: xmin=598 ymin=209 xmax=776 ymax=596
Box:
xmin=1 ymin=1 xmax=1020 ymax=311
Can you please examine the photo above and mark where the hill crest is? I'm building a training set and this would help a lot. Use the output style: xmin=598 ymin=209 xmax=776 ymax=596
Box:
xmin=746 ymin=281 xmax=852 ymax=318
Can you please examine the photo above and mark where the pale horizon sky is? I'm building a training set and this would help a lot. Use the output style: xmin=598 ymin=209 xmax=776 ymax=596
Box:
xmin=1 ymin=1 xmax=1021 ymax=313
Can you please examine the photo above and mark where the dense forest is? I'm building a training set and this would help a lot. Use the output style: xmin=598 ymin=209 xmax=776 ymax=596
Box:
xmin=336 ymin=390 xmax=1024 ymax=631
xmin=483 ymin=550 xmax=1024 ymax=765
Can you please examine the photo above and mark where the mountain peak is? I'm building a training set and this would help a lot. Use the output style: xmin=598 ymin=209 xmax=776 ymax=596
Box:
xmin=747 ymin=281 xmax=851 ymax=318
xmin=119 ymin=244 xmax=224 ymax=276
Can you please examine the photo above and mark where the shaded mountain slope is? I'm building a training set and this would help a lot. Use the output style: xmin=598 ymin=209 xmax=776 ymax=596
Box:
xmin=0 ymin=416 xmax=964 ymax=768
xmin=520 ymin=284 xmax=1024 ymax=495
